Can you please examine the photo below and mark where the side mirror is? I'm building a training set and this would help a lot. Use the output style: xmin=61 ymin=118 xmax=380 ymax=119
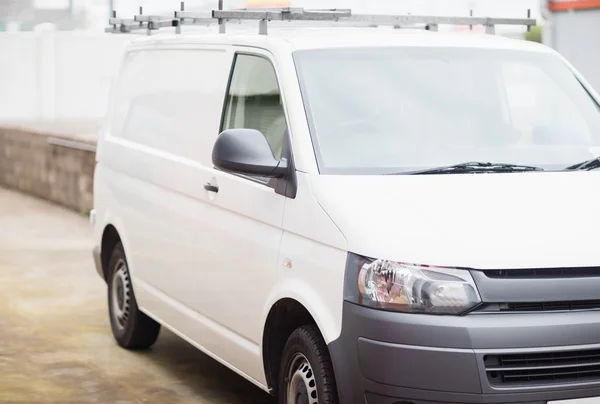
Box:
xmin=212 ymin=129 xmax=287 ymax=178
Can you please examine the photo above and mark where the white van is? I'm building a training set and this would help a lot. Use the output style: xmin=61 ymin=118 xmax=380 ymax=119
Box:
xmin=92 ymin=9 xmax=600 ymax=404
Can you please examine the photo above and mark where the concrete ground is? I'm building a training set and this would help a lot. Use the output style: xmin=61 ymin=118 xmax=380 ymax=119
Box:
xmin=0 ymin=188 xmax=275 ymax=404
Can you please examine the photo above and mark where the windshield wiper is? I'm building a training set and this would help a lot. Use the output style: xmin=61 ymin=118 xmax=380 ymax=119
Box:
xmin=566 ymin=157 xmax=600 ymax=171
xmin=394 ymin=162 xmax=544 ymax=175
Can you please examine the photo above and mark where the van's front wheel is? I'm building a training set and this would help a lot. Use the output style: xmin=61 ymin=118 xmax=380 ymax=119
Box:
xmin=278 ymin=325 xmax=339 ymax=404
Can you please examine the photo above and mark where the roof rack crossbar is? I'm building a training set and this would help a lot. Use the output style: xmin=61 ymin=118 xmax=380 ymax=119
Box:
xmin=105 ymin=2 xmax=536 ymax=36
xmin=212 ymin=8 xmax=352 ymax=21
xmin=176 ymin=11 xmax=214 ymax=20
xmin=108 ymin=8 xmax=181 ymax=35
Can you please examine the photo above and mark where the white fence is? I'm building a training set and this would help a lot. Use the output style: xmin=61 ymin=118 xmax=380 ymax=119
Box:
xmin=0 ymin=31 xmax=130 ymax=123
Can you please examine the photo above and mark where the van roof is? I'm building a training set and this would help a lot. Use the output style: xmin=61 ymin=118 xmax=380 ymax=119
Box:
xmin=127 ymin=27 xmax=553 ymax=54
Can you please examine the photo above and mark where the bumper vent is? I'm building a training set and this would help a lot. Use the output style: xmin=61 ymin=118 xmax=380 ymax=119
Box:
xmin=485 ymin=349 xmax=600 ymax=386
xmin=484 ymin=267 xmax=600 ymax=279
xmin=497 ymin=300 xmax=600 ymax=312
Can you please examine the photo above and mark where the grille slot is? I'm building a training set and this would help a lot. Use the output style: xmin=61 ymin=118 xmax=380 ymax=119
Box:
xmin=501 ymin=300 xmax=600 ymax=312
xmin=484 ymin=267 xmax=600 ymax=279
xmin=485 ymin=349 xmax=600 ymax=386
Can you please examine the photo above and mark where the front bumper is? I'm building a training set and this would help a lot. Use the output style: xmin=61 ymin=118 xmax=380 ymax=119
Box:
xmin=328 ymin=301 xmax=600 ymax=404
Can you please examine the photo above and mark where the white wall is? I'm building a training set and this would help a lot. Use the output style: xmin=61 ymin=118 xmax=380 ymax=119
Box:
xmin=0 ymin=31 xmax=130 ymax=122
xmin=0 ymin=0 xmax=550 ymax=124
xmin=1 ymin=0 xmax=544 ymax=124
xmin=544 ymin=9 xmax=600 ymax=93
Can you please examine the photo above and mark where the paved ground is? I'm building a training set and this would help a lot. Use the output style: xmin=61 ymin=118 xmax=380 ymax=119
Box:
xmin=0 ymin=188 xmax=275 ymax=404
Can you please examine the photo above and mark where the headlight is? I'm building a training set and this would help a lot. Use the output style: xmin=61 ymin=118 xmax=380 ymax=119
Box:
xmin=349 ymin=255 xmax=481 ymax=315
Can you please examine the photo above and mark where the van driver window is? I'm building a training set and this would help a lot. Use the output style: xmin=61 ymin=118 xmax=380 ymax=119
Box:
xmin=222 ymin=54 xmax=287 ymax=160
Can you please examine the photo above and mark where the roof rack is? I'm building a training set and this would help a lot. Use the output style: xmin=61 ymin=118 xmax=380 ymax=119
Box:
xmin=105 ymin=1 xmax=536 ymax=36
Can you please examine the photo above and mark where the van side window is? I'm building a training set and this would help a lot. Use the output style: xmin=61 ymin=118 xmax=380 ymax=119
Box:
xmin=109 ymin=49 xmax=230 ymax=165
xmin=222 ymin=54 xmax=287 ymax=160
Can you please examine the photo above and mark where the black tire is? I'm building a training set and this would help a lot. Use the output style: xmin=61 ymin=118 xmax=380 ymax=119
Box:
xmin=107 ymin=242 xmax=160 ymax=349
xmin=278 ymin=325 xmax=339 ymax=404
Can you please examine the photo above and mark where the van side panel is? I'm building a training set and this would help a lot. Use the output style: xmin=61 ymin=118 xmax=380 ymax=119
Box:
xmin=98 ymin=45 xmax=276 ymax=387
xmin=97 ymin=42 xmax=347 ymax=392
xmin=100 ymin=46 xmax=232 ymax=302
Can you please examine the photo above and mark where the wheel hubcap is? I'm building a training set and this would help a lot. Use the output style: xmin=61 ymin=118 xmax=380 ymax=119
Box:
xmin=286 ymin=353 xmax=318 ymax=404
xmin=111 ymin=259 xmax=131 ymax=330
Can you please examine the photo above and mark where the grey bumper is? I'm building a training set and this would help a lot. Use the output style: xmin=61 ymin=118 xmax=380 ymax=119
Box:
xmin=328 ymin=301 xmax=600 ymax=404
xmin=92 ymin=246 xmax=104 ymax=282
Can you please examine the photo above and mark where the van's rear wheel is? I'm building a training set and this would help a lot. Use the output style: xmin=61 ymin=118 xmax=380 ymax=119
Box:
xmin=107 ymin=242 xmax=160 ymax=349
xmin=278 ymin=325 xmax=339 ymax=404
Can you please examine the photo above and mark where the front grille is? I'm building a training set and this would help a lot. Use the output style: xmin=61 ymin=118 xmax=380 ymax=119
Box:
xmin=484 ymin=267 xmax=600 ymax=279
xmin=485 ymin=349 xmax=600 ymax=386
xmin=501 ymin=300 xmax=600 ymax=312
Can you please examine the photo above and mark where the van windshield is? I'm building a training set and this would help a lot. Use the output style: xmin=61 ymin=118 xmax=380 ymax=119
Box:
xmin=293 ymin=47 xmax=600 ymax=174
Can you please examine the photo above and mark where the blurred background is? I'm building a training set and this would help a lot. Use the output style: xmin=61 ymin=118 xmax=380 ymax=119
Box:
xmin=0 ymin=0 xmax=598 ymax=127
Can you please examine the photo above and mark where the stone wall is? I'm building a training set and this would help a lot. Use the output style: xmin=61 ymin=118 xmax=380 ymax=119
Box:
xmin=0 ymin=125 xmax=97 ymax=214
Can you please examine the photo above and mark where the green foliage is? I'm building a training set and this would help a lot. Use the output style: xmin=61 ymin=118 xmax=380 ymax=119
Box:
xmin=524 ymin=25 xmax=542 ymax=43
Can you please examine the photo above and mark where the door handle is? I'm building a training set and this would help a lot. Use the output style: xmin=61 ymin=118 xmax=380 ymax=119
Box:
xmin=204 ymin=183 xmax=219 ymax=193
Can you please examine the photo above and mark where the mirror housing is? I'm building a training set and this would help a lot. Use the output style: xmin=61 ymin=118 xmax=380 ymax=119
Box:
xmin=212 ymin=129 xmax=288 ymax=178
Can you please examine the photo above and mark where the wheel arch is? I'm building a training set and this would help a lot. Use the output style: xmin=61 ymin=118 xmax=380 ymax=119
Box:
xmin=100 ymin=224 xmax=122 ymax=281
xmin=261 ymin=295 xmax=339 ymax=395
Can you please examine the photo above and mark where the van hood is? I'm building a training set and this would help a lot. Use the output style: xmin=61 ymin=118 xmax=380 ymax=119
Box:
xmin=310 ymin=172 xmax=600 ymax=269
